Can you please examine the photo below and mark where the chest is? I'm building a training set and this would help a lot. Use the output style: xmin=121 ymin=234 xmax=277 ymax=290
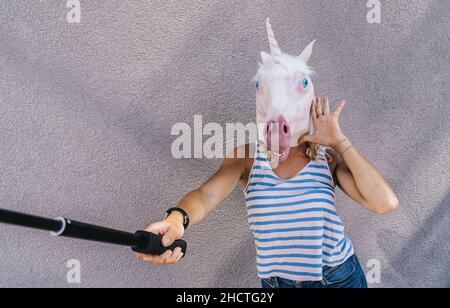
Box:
xmin=270 ymin=155 xmax=312 ymax=181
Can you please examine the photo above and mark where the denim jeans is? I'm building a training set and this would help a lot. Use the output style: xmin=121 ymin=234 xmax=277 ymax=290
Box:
xmin=261 ymin=255 xmax=368 ymax=289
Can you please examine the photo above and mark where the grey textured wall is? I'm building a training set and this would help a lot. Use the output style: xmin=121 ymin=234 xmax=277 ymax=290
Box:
xmin=0 ymin=0 xmax=449 ymax=288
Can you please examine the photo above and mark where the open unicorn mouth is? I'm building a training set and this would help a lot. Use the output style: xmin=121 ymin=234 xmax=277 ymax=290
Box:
xmin=266 ymin=115 xmax=292 ymax=162
xmin=269 ymin=147 xmax=291 ymax=161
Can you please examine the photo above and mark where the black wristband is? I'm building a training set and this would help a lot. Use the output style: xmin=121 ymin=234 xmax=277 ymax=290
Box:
xmin=164 ymin=208 xmax=190 ymax=230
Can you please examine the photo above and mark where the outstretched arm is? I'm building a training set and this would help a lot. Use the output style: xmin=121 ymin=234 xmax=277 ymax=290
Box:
xmin=170 ymin=151 xmax=246 ymax=227
xmin=300 ymin=96 xmax=399 ymax=215
xmin=135 ymin=147 xmax=247 ymax=265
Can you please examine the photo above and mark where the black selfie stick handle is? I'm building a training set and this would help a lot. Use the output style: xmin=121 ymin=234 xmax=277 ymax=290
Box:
xmin=132 ymin=231 xmax=187 ymax=255
xmin=0 ymin=208 xmax=187 ymax=257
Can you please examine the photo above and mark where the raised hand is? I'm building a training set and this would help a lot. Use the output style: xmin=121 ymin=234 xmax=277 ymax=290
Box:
xmin=299 ymin=96 xmax=347 ymax=147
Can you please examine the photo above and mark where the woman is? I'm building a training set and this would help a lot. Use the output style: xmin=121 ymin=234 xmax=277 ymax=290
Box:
xmin=135 ymin=97 xmax=399 ymax=288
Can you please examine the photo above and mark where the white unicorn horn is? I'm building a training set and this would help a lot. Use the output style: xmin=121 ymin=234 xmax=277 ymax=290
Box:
xmin=266 ymin=18 xmax=282 ymax=61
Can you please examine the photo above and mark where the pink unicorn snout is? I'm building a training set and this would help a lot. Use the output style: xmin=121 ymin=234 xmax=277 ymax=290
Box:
xmin=266 ymin=116 xmax=292 ymax=155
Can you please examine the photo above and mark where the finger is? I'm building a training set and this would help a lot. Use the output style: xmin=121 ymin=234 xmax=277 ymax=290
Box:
xmin=311 ymin=100 xmax=318 ymax=119
xmin=144 ymin=221 xmax=169 ymax=236
xmin=143 ymin=255 xmax=165 ymax=265
xmin=335 ymin=100 xmax=346 ymax=118
xmin=316 ymin=97 xmax=323 ymax=116
xmin=160 ymin=249 xmax=174 ymax=260
xmin=168 ymin=247 xmax=183 ymax=261
xmin=165 ymin=247 xmax=182 ymax=264
xmin=175 ymin=253 xmax=184 ymax=263
xmin=162 ymin=225 xmax=182 ymax=247
xmin=163 ymin=253 xmax=184 ymax=265
xmin=142 ymin=253 xmax=161 ymax=263
xmin=173 ymin=247 xmax=183 ymax=257
xmin=323 ymin=97 xmax=330 ymax=115
xmin=134 ymin=253 xmax=146 ymax=260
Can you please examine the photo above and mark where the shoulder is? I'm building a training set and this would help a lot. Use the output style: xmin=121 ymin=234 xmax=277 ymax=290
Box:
xmin=225 ymin=144 xmax=255 ymax=170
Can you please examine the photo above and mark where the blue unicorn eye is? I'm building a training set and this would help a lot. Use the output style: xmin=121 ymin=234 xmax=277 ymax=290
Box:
xmin=301 ymin=78 xmax=309 ymax=88
xmin=256 ymin=81 xmax=261 ymax=90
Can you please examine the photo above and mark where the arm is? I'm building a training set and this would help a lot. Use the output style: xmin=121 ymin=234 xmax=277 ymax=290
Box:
xmin=135 ymin=147 xmax=247 ymax=265
xmin=301 ymin=96 xmax=399 ymax=215
xmin=329 ymin=146 xmax=399 ymax=214
xmin=174 ymin=151 xmax=247 ymax=227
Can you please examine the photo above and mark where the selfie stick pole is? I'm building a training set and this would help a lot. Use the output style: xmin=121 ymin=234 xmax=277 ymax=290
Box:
xmin=0 ymin=208 xmax=187 ymax=256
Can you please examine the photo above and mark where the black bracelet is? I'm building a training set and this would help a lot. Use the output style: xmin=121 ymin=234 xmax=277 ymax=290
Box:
xmin=164 ymin=208 xmax=190 ymax=230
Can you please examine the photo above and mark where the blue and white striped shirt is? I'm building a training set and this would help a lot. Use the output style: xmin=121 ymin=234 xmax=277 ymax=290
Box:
xmin=244 ymin=144 xmax=354 ymax=282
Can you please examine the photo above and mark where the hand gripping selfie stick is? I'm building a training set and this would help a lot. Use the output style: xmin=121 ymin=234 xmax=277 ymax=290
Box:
xmin=0 ymin=208 xmax=187 ymax=256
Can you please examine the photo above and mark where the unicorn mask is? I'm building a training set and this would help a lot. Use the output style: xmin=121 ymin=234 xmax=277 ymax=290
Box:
xmin=255 ymin=19 xmax=316 ymax=161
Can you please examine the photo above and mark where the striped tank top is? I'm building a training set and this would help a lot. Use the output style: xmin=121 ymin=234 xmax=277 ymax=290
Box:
xmin=244 ymin=143 xmax=354 ymax=282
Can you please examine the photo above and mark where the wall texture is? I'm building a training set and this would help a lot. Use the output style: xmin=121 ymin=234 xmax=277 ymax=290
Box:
xmin=0 ymin=0 xmax=449 ymax=288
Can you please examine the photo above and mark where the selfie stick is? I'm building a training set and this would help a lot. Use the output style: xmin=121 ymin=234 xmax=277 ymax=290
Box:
xmin=0 ymin=208 xmax=187 ymax=256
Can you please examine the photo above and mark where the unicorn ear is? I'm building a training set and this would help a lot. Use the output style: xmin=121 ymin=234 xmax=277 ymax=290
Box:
xmin=261 ymin=51 xmax=272 ymax=64
xmin=299 ymin=40 xmax=316 ymax=63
